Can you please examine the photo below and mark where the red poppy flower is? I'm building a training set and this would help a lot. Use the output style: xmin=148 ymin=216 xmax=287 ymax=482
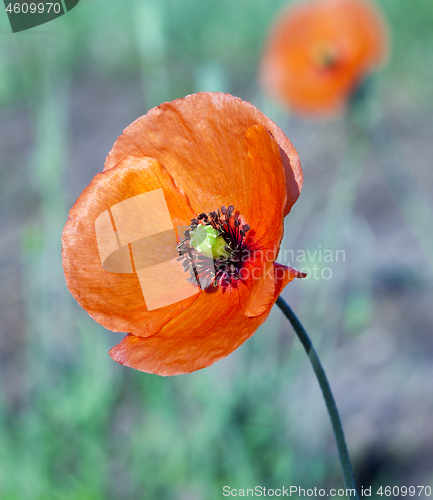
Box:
xmin=62 ymin=92 xmax=304 ymax=375
xmin=260 ymin=0 xmax=388 ymax=116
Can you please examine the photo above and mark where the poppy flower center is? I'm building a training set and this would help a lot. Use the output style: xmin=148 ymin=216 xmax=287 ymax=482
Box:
xmin=176 ymin=205 xmax=251 ymax=290
xmin=311 ymin=41 xmax=339 ymax=69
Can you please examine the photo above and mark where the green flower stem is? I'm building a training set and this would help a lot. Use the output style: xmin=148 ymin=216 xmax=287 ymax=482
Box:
xmin=276 ymin=296 xmax=359 ymax=500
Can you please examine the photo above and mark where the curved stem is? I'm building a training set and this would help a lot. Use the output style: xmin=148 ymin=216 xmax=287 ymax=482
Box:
xmin=276 ymin=296 xmax=359 ymax=500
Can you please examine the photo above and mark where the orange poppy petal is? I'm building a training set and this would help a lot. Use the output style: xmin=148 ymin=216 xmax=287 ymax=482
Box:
xmin=104 ymin=92 xmax=302 ymax=217
xmin=244 ymin=124 xmax=286 ymax=252
xmin=62 ymin=156 xmax=202 ymax=337
xmin=245 ymin=263 xmax=306 ymax=317
xmin=109 ymin=264 xmax=300 ymax=375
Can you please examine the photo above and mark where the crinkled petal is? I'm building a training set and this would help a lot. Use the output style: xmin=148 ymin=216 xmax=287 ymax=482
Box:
xmin=104 ymin=92 xmax=302 ymax=216
xmin=109 ymin=264 xmax=302 ymax=375
xmin=245 ymin=263 xmax=306 ymax=317
xmin=244 ymin=124 xmax=286 ymax=251
xmin=62 ymin=156 xmax=201 ymax=337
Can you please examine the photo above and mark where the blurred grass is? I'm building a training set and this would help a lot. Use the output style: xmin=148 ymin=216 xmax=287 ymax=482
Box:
xmin=0 ymin=0 xmax=433 ymax=498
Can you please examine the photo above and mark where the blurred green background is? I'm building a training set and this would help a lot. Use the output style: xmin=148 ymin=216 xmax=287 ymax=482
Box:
xmin=1 ymin=0 xmax=433 ymax=498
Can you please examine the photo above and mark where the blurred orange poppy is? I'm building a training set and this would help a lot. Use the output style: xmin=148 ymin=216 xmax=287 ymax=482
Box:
xmin=260 ymin=0 xmax=388 ymax=116
xmin=62 ymin=92 xmax=304 ymax=375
